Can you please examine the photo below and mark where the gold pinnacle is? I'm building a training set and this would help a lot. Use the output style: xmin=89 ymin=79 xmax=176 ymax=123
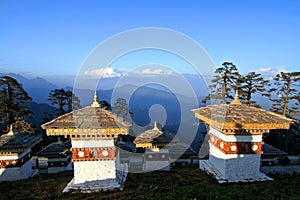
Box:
xmin=91 ymin=91 xmax=100 ymax=107
xmin=230 ymin=90 xmax=242 ymax=105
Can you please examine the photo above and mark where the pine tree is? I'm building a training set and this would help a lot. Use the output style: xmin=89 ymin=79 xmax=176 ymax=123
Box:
xmin=268 ymin=71 xmax=300 ymax=118
xmin=238 ymin=72 xmax=270 ymax=107
xmin=47 ymin=89 xmax=67 ymax=115
xmin=99 ymin=100 xmax=112 ymax=110
xmin=47 ymin=89 xmax=81 ymax=115
xmin=13 ymin=117 xmax=35 ymax=133
xmin=202 ymin=62 xmax=240 ymax=104
xmin=113 ymin=98 xmax=129 ymax=119
xmin=65 ymin=90 xmax=81 ymax=112
xmin=112 ymin=98 xmax=133 ymax=124
xmin=0 ymin=76 xmax=32 ymax=131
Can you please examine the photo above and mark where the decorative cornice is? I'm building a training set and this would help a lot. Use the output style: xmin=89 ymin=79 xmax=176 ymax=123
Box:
xmin=45 ymin=127 xmax=128 ymax=138
xmin=71 ymin=147 xmax=116 ymax=161
xmin=0 ymin=152 xmax=31 ymax=168
xmin=209 ymin=133 xmax=263 ymax=154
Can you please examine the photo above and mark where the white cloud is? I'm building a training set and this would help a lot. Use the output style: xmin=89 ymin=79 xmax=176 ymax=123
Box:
xmin=255 ymin=66 xmax=288 ymax=80
xmin=84 ymin=67 xmax=122 ymax=78
xmin=140 ymin=68 xmax=173 ymax=75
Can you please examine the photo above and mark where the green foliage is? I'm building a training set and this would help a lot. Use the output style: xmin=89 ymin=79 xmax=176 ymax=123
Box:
xmin=47 ymin=89 xmax=81 ymax=115
xmin=238 ymin=71 xmax=270 ymax=107
xmin=268 ymin=72 xmax=300 ymax=118
xmin=265 ymin=122 xmax=300 ymax=154
xmin=99 ymin=100 xmax=112 ymax=110
xmin=65 ymin=90 xmax=81 ymax=113
xmin=0 ymin=76 xmax=32 ymax=131
xmin=113 ymin=98 xmax=130 ymax=120
xmin=202 ymin=62 xmax=240 ymax=104
xmin=0 ymin=166 xmax=300 ymax=200
xmin=47 ymin=89 xmax=67 ymax=115
xmin=12 ymin=117 xmax=35 ymax=133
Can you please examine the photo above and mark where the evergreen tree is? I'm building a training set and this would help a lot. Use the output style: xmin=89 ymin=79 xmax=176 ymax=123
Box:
xmin=113 ymin=98 xmax=129 ymax=119
xmin=99 ymin=100 xmax=112 ymax=110
xmin=65 ymin=90 xmax=81 ymax=112
xmin=268 ymin=71 xmax=300 ymax=118
xmin=47 ymin=89 xmax=81 ymax=115
xmin=112 ymin=98 xmax=133 ymax=125
xmin=47 ymin=89 xmax=67 ymax=115
xmin=13 ymin=117 xmax=35 ymax=133
xmin=238 ymin=72 xmax=270 ymax=107
xmin=0 ymin=76 xmax=32 ymax=131
xmin=202 ymin=62 xmax=240 ymax=104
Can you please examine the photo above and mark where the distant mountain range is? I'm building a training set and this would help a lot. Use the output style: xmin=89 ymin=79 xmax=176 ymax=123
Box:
xmin=1 ymin=73 xmax=58 ymax=103
xmin=25 ymin=101 xmax=57 ymax=130
xmin=1 ymin=72 xmax=280 ymax=150
xmin=1 ymin=72 xmax=208 ymax=149
xmin=0 ymin=72 xmax=273 ymax=121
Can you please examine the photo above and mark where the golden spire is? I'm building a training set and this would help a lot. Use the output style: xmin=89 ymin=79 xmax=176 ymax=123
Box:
xmin=230 ymin=90 xmax=242 ymax=105
xmin=91 ymin=91 xmax=100 ymax=107
xmin=153 ymin=121 xmax=160 ymax=130
xmin=7 ymin=124 xmax=14 ymax=136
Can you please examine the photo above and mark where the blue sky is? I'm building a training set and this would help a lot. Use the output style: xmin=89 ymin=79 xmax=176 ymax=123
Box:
xmin=0 ymin=0 xmax=299 ymax=77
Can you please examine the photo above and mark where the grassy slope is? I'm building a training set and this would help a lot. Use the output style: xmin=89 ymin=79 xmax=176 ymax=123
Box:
xmin=0 ymin=165 xmax=299 ymax=200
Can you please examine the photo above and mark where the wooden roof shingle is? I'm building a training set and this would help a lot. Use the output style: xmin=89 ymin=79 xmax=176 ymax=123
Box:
xmin=134 ymin=125 xmax=163 ymax=144
xmin=193 ymin=104 xmax=292 ymax=124
xmin=0 ymin=133 xmax=42 ymax=152
xmin=192 ymin=92 xmax=293 ymax=132
xmin=41 ymin=106 xmax=130 ymax=129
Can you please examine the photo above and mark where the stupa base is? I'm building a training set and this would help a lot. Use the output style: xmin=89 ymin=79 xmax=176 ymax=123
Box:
xmin=200 ymin=160 xmax=273 ymax=184
xmin=63 ymin=178 xmax=122 ymax=193
xmin=63 ymin=163 xmax=128 ymax=193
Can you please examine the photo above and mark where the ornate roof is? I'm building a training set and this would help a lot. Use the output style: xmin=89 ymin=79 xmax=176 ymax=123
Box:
xmin=192 ymin=91 xmax=293 ymax=133
xmin=134 ymin=122 xmax=163 ymax=146
xmin=41 ymin=106 xmax=130 ymax=129
xmin=0 ymin=133 xmax=42 ymax=152
xmin=262 ymin=143 xmax=288 ymax=157
xmin=193 ymin=104 xmax=292 ymax=124
xmin=36 ymin=140 xmax=71 ymax=157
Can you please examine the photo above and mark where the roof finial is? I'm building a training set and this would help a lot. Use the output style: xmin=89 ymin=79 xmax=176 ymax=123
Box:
xmin=91 ymin=91 xmax=100 ymax=107
xmin=153 ymin=121 xmax=159 ymax=130
xmin=7 ymin=124 xmax=14 ymax=136
xmin=234 ymin=90 xmax=239 ymax=101
xmin=230 ymin=90 xmax=242 ymax=105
